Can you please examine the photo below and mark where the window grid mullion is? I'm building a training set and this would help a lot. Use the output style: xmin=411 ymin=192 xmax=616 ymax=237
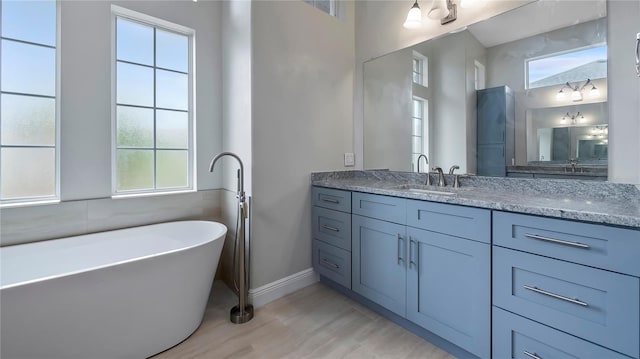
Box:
xmin=153 ymin=27 xmax=158 ymax=190
xmin=0 ymin=36 xmax=56 ymax=50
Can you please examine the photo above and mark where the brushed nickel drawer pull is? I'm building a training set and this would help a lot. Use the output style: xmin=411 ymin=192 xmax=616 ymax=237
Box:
xmin=321 ymin=198 xmax=339 ymax=204
xmin=523 ymin=285 xmax=588 ymax=307
xmin=525 ymin=233 xmax=590 ymax=249
xmin=321 ymin=224 xmax=340 ymax=232
xmin=524 ymin=351 xmax=542 ymax=359
xmin=321 ymin=258 xmax=340 ymax=269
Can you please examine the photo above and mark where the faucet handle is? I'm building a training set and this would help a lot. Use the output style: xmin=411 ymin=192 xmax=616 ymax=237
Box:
xmin=448 ymin=165 xmax=460 ymax=174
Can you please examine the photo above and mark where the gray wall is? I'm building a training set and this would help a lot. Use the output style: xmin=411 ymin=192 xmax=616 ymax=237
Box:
xmin=363 ymin=48 xmax=412 ymax=171
xmin=250 ymin=1 xmax=355 ymax=288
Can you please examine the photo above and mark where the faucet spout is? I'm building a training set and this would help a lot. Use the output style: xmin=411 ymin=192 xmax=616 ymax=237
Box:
xmin=433 ymin=167 xmax=446 ymax=187
xmin=210 ymin=152 xmax=245 ymax=201
xmin=416 ymin=154 xmax=431 ymax=186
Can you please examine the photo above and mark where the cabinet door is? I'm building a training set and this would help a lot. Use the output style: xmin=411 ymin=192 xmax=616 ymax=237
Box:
xmin=352 ymin=214 xmax=406 ymax=317
xmin=477 ymin=144 xmax=506 ymax=176
xmin=406 ymin=227 xmax=491 ymax=359
xmin=477 ymin=86 xmax=506 ymax=144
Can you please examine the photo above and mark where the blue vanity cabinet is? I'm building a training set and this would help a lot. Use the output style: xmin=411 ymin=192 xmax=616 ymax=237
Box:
xmin=311 ymin=187 xmax=352 ymax=289
xmin=352 ymin=214 xmax=407 ymax=316
xmin=406 ymin=200 xmax=491 ymax=359
xmin=493 ymin=211 xmax=640 ymax=359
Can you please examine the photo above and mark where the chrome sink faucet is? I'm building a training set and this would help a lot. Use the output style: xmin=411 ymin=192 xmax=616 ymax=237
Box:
xmin=417 ymin=154 xmax=432 ymax=186
xmin=448 ymin=165 xmax=460 ymax=174
xmin=433 ymin=167 xmax=446 ymax=187
xmin=449 ymin=165 xmax=460 ymax=188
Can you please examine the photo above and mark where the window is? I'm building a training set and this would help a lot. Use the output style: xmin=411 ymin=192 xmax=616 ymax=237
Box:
xmin=1 ymin=0 xmax=58 ymax=203
xmin=412 ymin=51 xmax=428 ymax=87
xmin=113 ymin=9 xmax=194 ymax=195
xmin=303 ymin=0 xmax=337 ymax=16
xmin=411 ymin=98 xmax=428 ymax=172
xmin=526 ymin=44 xmax=607 ymax=89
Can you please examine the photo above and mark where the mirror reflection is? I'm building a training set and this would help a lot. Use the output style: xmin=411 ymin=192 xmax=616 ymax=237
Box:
xmin=363 ymin=0 xmax=608 ymax=180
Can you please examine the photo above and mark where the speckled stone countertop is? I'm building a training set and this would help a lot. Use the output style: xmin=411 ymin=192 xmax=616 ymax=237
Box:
xmin=311 ymin=170 xmax=640 ymax=229
xmin=506 ymin=165 xmax=607 ymax=177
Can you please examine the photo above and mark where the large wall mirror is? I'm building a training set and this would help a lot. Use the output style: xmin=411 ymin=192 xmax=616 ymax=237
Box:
xmin=363 ymin=0 xmax=608 ymax=180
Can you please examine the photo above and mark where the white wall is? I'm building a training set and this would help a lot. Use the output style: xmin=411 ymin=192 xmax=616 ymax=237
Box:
xmin=1 ymin=0 xmax=224 ymax=246
xmin=250 ymin=1 xmax=355 ymax=288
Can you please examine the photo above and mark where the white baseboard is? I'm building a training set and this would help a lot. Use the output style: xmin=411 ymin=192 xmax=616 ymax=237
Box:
xmin=249 ymin=268 xmax=319 ymax=308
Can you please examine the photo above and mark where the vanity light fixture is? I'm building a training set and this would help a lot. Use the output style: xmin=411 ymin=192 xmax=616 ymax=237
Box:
xmin=561 ymin=111 xmax=584 ymax=125
xmin=403 ymin=0 xmax=423 ymax=29
xmin=404 ymin=0 xmax=457 ymax=28
xmin=555 ymin=79 xmax=600 ymax=102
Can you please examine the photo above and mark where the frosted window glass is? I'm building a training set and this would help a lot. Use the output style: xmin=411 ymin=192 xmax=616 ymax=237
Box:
xmin=1 ymin=0 xmax=56 ymax=46
xmin=156 ymin=150 xmax=188 ymax=188
xmin=1 ymin=94 xmax=55 ymax=146
xmin=116 ymin=62 xmax=153 ymax=107
xmin=412 ymin=136 xmax=422 ymax=153
xmin=117 ymin=149 xmax=154 ymax=191
xmin=156 ymin=70 xmax=188 ymax=110
xmin=117 ymin=106 xmax=153 ymax=148
xmin=116 ymin=18 xmax=153 ymax=66
xmin=1 ymin=40 xmax=56 ymax=96
xmin=412 ymin=119 xmax=422 ymax=137
xmin=1 ymin=148 xmax=55 ymax=199
xmin=156 ymin=110 xmax=188 ymax=149
xmin=156 ymin=30 xmax=188 ymax=72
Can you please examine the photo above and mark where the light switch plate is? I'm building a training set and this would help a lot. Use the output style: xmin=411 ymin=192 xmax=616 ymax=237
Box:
xmin=344 ymin=153 xmax=355 ymax=167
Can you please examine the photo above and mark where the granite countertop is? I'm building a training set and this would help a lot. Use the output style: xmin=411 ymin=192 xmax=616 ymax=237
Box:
xmin=311 ymin=171 xmax=640 ymax=229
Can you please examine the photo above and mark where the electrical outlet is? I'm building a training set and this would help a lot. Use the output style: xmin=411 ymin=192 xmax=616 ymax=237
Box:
xmin=344 ymin=153 xmax=355 ymax=167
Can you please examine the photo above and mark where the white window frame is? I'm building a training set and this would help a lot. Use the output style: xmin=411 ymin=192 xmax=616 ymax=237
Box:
xmin=474 ymin=60 xmax=486 ymax=90
xmin=411 ymin=97 xmax=428 ymax=172
xmin=412 ymin=51 xmax=428 ymax=87
xmin=110 ymin=5 xmax=196 ymax=197
xmin=0 ymin=0 xmax=61 ymax=207
xmin=524 ymin=43 xmax=607 ymax=90
xmin=303 ymin=0 xmax=338 ymax=17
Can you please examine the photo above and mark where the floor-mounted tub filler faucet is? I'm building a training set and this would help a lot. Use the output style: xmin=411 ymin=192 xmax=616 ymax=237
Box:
xmin=209 ymin=152 xmax=254 ymax=324
xmin=416 ymin=154 xmax=432 ymax=186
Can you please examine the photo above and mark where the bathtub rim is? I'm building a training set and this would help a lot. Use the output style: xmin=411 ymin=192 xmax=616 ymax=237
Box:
xmin=0 ymin=220 xmax=227 ymax=291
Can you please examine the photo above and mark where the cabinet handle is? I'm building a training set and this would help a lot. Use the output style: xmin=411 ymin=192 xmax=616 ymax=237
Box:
xmin=635 ymin=32 xmax=640 ymax=77
xmin=321 ymin=224 xmax=339 ymax=232
xmin=523 ymin=285 xmax=588 ymax=307
xmin=524 ymin=233 xmax=590 ymax=249
xmin=397 ymin=234 xmax=405 ymax=265
xmin=321 ymin=197 xmax=339 ymax=204
xmin=409 ymin=238 xmax=417 ymax=268
xmin=321 ymin=258 xmax=340 ymax=269
xmin=523 ymin=351 xmax=543 ymax=359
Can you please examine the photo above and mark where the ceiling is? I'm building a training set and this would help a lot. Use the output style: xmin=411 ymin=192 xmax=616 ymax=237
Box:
xmin=467 ymin=0 xmax=607 ymax=48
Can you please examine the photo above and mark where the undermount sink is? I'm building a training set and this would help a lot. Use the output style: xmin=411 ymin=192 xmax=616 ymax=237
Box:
xmin=392 ymin=185 xmax=458 ymax=196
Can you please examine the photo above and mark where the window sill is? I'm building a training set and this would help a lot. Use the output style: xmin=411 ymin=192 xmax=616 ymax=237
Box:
xmin=111 ymin=189 xmax=196 ymax=200
xmin=0 ymin=199 xmax=61 ymax=209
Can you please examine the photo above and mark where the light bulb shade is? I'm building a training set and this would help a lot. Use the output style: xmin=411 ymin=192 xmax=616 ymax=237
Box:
xmin=403 ymin=2 xmax=422 ymax=29
xmin=571 ymin=89 xmax=582 ymax=101
xmin=427 ymin=0 xmax=449 ymax=19
xmin=590 ymin=86 xmax=600 ymax=97
xmin=556 ymin=90 xmax=565 ymax=100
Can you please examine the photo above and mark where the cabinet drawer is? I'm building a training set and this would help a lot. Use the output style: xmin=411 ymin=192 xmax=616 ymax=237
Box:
xmin=493 ymin=307 xmax=631 ymax=359
xmin=312 ymin=186 xmax=351 ymax=213
xmin=493 ymin=211 xmax=640 ymax=276
xmin=352 ymin=192 xmax=406 ymax=224
xmin=312 ymin=206 xmax=351 ymax=250
xmin=312 ymin=239 xmax=351 ymax=289
xmin=493 ymin=246 xmax=639 ymax=358
xmin=406 ymin=200 xmax=490 ymax=243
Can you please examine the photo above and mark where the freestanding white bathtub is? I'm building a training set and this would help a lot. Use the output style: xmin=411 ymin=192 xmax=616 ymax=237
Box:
xmin=0 ymin=220 xmax=226 ymax=359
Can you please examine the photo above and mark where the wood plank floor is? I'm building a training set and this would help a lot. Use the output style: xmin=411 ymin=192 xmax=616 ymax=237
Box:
xmin=152 ymin=281 xmax=455 ymax=359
